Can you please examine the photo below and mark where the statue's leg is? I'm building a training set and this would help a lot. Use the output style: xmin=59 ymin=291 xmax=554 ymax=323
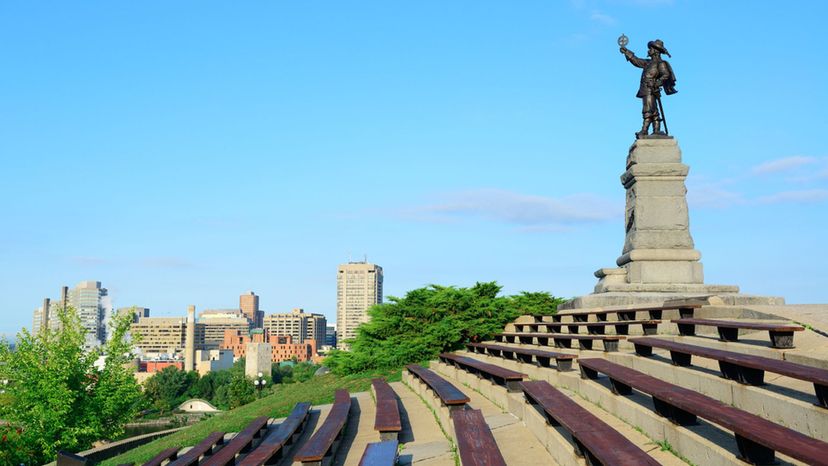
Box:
xmin=638 ymin=95 xmax=657 ymax=138
xmin=637 ymin=96 xmax=652 ymax=138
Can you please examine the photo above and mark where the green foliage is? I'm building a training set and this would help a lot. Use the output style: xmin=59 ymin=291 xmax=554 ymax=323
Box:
xmin=325 ymin=282 xmax=563 ymax=375
xmin=0 ymin=307 xmax=144 ymax=464
xmin=141 ymin=358 xmax=253 ymax=412
xmin=271 ymin=361 xmax=319 ymax=385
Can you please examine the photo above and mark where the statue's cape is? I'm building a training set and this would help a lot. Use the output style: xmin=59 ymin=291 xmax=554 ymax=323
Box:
xmin=663 ymin=60 xmax=677 ymax=95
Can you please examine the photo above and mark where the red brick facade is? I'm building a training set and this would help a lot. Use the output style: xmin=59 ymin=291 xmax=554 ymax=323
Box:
xmin=221 ymin=329 xmax=317 ymax=363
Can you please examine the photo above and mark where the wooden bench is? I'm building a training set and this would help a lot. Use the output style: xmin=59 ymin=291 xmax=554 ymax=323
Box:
xmin=202 ymin=416 xmax=269 ymax=466
xmin=629 ymin=337 xmax=828 ymax=408
xmin=577 ymin=358 xmax=828 ymax=465
xmin=551 ymin=299 xmax=705 ymax=322
xmin=357 ymin=439 xmax=399 ymax=466
xmin=495 ymin=332 xmax=624 ymax=352
xmin=293 ymin=389 xmax=352 ymax=465
xmin=238 ymin=402 xmax=311 ymax=466
xmin=371 ymin=378 xmax=402 ymax=440
xmin=520 ymin=380 xmax=660 ymax=465
xmin=142 ymin=447 xmax=180 ymax=466
xmin=167 ymin=431 xmax=226 ymax=466
xmin=465 ymin=342 xmax=576 ymax=371
xmin=514 ymin=319 xmax=660 ymax=336
xmin=671 ymin=318 xmax=804 ymax=348
xmin=438 ymin=353 xmax=526 ymax=392
xmin=405 ymin=364 xmax=470 ymax=410
xmin=451 ymin=409 xmax=507 ymax=466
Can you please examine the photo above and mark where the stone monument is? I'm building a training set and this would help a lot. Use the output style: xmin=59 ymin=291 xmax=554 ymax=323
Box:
xmin=560 ymin=37 xmax=782 ymax=309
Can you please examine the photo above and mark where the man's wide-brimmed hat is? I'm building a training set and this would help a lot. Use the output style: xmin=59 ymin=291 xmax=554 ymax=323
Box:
xmin=648 ymin=39 xmax=671 ymax=57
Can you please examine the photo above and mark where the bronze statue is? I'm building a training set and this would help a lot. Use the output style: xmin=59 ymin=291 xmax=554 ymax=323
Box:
xmin=618 ymin=35 xmax=677 ymax=139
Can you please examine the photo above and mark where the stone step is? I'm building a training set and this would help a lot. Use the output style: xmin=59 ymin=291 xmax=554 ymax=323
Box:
xmin=388 ymin=381 xmax=454 ymax=465
xmin=453 ymin=349 xmax=816 ymax=465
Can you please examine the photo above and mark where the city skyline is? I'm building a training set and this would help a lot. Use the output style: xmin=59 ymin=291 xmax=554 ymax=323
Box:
xmin=2 ymin=2 xmax=827 ymax=336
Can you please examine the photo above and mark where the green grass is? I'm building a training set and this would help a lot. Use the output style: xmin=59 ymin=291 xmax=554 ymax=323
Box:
xmin=104 ymin=369 xmax=400 ymax=466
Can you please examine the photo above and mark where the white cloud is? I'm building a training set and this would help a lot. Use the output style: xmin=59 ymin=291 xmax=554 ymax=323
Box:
xmin=590 ymin=11 xmax=617 ymax=26
xmin=751 ymin=156 xmax=818 ymax=175
xmin=405 ymin=189 xmax=620 ymax=230
xmin=757 ymin=189 xmax=828 ymax=204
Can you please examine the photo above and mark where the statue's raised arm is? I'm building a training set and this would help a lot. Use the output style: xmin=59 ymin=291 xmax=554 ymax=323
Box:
xmin=618 ymin=36 xmax=678 ymax=139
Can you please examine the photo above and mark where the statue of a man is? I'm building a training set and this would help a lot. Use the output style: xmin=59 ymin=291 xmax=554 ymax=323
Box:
xmin=620 ymin=39 xmax=677 ymax=138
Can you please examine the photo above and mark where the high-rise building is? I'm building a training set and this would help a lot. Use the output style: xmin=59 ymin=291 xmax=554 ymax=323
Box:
xmin=198 ymin=309 xmax=251 ymax=350
xmin=116 ymin=307 xmax=150 ymax=323
xmin=240 ymin=291 xmax=264 ymax=328
xmin=131 ymin=316 xmax=205 ymax=357
xmin=32 ymin=287 xmax=69 ymax=334
xmin=263 ymin=308 xmax=326 ymax=350
xmin=336 ymin=261 xmax=383 ymax=350
xmin=325 ymin=326 xmax=337 ymax=348
xmin=67 ymin=281 xmax=109 ymax=349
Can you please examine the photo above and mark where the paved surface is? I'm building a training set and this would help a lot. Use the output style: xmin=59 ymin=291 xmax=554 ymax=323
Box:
xmin=390 ymin=381 xmax=454 ymax=465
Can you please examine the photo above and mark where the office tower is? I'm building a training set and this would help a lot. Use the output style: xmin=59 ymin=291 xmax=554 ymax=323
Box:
xmin=198 ymin=309 xmax=251 ymax=350
xmin=336 ymin=261 xmax=383 ymax=351
xmin=131 ymin=315 xmax=205 ymax=357
xmin=240 ymin=291 xmax=264 ymax=328
xmin=263 ymin=308 xmax=326 ymax=350
xmin=306 ymin=313 xmax=327 ymax=350
xmin=325 ymin=326 xmax=337 ymax=348
xmin=116 ymin=307 xmax=150 ymax=323
xmin=68 ymin=281 xmax=109 ymax=349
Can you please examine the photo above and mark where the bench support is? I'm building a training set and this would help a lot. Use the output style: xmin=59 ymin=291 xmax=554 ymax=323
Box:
xmin=577 ymin=339 xmax=593 ymax=351
xmin=718 ymin=327 xmax=739 ymax=342
xmin=572 ymin=437 xmax=601 ymax=466
xmin=609 ymin=378 xmax=632 ymax=396
xmin=642 ymin=323 xmax=658 ymax=335
xmin=670 ymin=351 xmax=692 ymax=367
xmin=617 ymin=311 xmax=635 ymax=321
xmin=815 ymin=383 xmax=828 ymax=408
xmin=719 ymin=361 xmax=741 ymax=381
xmin=552 ymin=337 xmax=570 ymax=349
xmin=555 ymin=358 xmax=573 ymax=372
xmin=568 ymin=324 xmax=581 ymax=334
xmin=633 ymin=343 xmax=653 ymax=357
xmin=614 ymin=323 xmax=630 ymax=335
xmin=595 ymin=312 xmax=608 ymax=322
xmin=649 ymin=310 xmax=662 ymax=320
xmin=574 ymin=314 xmax=588 ymax=323
xmin=769 ymin=331 xmax=795 ymax=349
xmin=652 ymin=398 xmax=697 ymax=425
xmin=579 ymin=365 xmax=599 ymax=380
xmin=735 ymin=434 xmax=776 ymax=465
xmin=676 ymin=322 xmax=696 ymax=336
xmin=678 ymin=307 xmax=695 ymax=319
xmin=602 ymin=340 xmax=619 ymax=352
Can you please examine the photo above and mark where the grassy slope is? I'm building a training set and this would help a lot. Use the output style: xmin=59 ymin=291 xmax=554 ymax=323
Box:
xmin=104 ymin=369 xmax=401 ymax=466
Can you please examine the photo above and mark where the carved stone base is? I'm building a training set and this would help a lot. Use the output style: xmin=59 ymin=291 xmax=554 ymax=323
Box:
xmin=559 ymin=292 xmax=784 ymax=310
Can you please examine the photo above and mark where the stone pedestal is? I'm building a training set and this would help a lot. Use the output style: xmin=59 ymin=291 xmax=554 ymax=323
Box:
xmin=559 ymin=137 xmax=781 ymax=310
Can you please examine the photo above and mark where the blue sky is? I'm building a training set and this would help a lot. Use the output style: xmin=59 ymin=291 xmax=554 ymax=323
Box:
xmin=2 ymin=1 xmax=827 ymax=335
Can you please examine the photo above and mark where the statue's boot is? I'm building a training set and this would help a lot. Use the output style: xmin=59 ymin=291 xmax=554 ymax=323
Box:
xmin=652 ymin=119 xmax=665 ymax=135
xmin=635 ymin=120 xmax=650 ymax=139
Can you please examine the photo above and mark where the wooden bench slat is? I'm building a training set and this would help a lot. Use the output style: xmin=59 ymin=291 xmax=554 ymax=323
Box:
xmin=672 ymin=318 xmax=804 ymax=348
xmin=141 ymin=447 xmax=179 ymax=466
xmin=629 ymin=337 xmax=828 ymax=407
xmin=358 ymin=440 xmax=399 ymax=466
xmin=405 ymin=364 xmax=470 ymax=406
xmin=439 ymin=353 xmax=526 ymax=392
xmin=167 ymin=431 xmax=225 ymax=466
xmin=495 ymin=332 xmax=624 ymax=352
xmin=556 ymin=299 xmax=705 ymax=316
xmin=293 ymin=389 xmax=352 ymax=462
xmin=238 ymin=402 xmax=311 ymax=466
xmin=672 ymin=318 xmax=804 ymax=331
xmin=520 ymin=380 xmax=660 ymax=465
xmin=577 ymin=358 xmax=828 ymax=465
xmin=514 ymin=319 xmax=660 ymax=336
xmin=465 ymin=342 xmax=576 ymax=371
xmin=451 ymin=409 xmax=507 ymax=466
xmin=201 ymin=416 xmax=269 ymax=466
xmin=372 ymin=379 xmax=402 ymax=435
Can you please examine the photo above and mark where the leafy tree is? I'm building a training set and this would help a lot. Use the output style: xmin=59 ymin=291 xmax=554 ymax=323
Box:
xmin=143 ymin=366 xmax=198 ymax=414
xmin=0 ymin=307 xmax=144 ymax=464
xmin=325 ymin=282 xmax=563 ymax=375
